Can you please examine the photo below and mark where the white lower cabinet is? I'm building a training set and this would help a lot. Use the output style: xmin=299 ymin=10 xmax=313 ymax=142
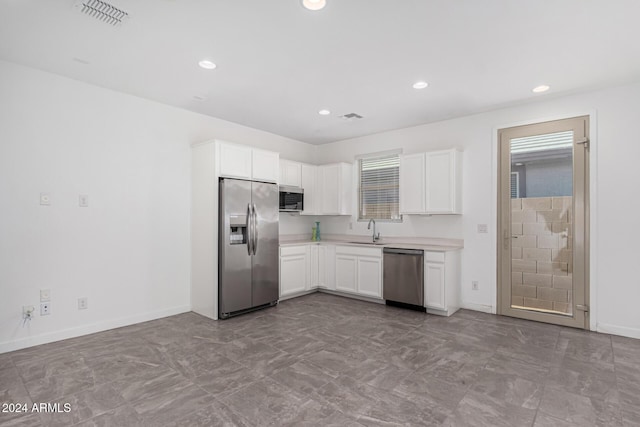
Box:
xmin=335 ymin=245 xmax=383 ymax=299
xmin=309 ymin=245 xmax=319 ymax=290
xmin=335 ymin=254 xmax=358 ymax=293
xmin=280 ymin=243 xmax=380 ymax=298
xmin=357 ymin=256 xmax=382 ymax=298
xmin=280 ymin=245 xmax=310 ymax=298
xmin=317 ymin=244 xmax=336 ymax=290
xmin=424 ymin=250 xmax=461 ymax=316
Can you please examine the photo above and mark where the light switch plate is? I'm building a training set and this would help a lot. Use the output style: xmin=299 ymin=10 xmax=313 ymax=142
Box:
xmin=477 ymin=224 xmax=488 ymax=233
xmin=40 ymin=289 xmax=51 ymax=302
xmin=79 ymin=195 xmax=89 ymax=207
xmin=40 ymin=193 xmax=51 ymax=206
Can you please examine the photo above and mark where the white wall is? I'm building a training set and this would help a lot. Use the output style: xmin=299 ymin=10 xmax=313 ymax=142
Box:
xmin=2 ymin=57 xmax=638 ymax=349
xmin=0 ymin=60 xmax=313 ymax=352
xmin=317 ymin=82 xmax=640 ymax=338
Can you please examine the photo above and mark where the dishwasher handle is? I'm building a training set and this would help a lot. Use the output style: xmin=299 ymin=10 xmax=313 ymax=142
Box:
xmin=383 ymin=247 xmax=424 ymax=256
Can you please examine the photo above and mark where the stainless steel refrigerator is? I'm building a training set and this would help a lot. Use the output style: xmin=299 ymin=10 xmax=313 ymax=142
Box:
xmin=219 ymin=178 xmax=279 ymax=318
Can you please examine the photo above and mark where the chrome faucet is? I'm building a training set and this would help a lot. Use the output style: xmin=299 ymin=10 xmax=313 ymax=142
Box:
xmin=367 ymin=219 xmax=381 ymax=242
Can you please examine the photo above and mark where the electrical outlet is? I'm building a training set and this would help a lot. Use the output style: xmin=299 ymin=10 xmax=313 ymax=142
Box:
xmin=40 ymin=303 xmax=51 ymax=316
xmin=472 ymin=281 xmax=479 ymax=291
xmin=40 ymin=289 xmax=51 ymax=302
xmin=78 ymin=297 xmax=88 ymax=310
xmin=23 ymin=305 xmax=35 ymax=319
xmin=349 ymin=222 xmax=353 ymax=230
xmin=79 ymin=195 xmax=89 ymax=207
xmin=477 ymin=224 xmax=488 ymax=233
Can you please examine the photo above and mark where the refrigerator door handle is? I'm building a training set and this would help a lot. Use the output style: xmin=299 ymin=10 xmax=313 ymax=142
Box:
xmin=252 ymin=203 xmax=258 ymax=255
xmin=246 ymin=203 xmax=253 ymax=255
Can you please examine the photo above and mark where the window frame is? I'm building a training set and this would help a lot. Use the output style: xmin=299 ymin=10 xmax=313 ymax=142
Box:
xmin=357 ymin=152 xmax=403 ymax=223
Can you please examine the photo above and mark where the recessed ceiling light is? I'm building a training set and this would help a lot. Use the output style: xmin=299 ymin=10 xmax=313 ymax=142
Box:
xmin=413 ymin=81 xmax=429 ymax=89
xmin=198 ymin=60 xmax=217 ymax=70
xmin=532 ymin=85 xmax=550 ymax=93
xmin=302 ymin=0 xmax=326 ymax=11
xmin=318 ymin=109 xmax=331 ymax=116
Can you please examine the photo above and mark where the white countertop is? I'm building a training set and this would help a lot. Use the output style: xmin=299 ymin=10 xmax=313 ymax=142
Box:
xmin=279 ymin=234 xmax=463 ymax=252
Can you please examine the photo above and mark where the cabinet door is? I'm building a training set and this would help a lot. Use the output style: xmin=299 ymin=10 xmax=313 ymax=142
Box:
xmin=309 ymin=245 xmax=319 ymax=289
xmin=280 ymin=255 xmax=308 ymax=297
xmin=324 ymin=245 xmax=336 ymax=290
xmin=320 ymin=165 xmax=340 ymax=214
xmin=252 ymin=149 xmax=279 ymax=183
xmin=335 ymin=254 xmax=357 ymax=293
xmin=399 ymin=153 xmax=426 ymax=214
xmin=357 ymin=256 xmax=382 ymax=298
xmin=317 ymin=245 xmax=327 ymax=288
xmin=300 ymin=164 xmax=317 ymax=215
xmin=425 ymin=150 xmax=455 ymax=213
xmin=218 ymin=143 xmax=252 ymax=179
xmin=280 ymin=160 xmax=302 ymax=187
xmin=425 ymin=261 xmax=446 ymax=310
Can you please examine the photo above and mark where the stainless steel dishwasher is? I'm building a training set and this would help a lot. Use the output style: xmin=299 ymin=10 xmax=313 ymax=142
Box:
xmin=383 ymin=247 xmax=425 ymax=310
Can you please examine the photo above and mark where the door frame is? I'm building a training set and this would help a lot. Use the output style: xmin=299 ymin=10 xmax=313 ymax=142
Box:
xmin=491 ymin=112 xmax=597 ymax=330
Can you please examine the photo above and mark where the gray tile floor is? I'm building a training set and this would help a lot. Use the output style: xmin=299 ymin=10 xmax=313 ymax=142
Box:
xmin=1 ymin=293 xmax=639 ymax=426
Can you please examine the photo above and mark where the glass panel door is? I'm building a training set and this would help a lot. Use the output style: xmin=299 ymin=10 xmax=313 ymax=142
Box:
xmin=498 ymin=116 xmax=589 ymax=329
xmin=510 ymin=130 xmax=574 ymax=316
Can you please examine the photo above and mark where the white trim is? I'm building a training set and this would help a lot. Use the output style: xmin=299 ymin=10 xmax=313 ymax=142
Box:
xmin=354 ymin=148 xmax=402 ymax=160
xmin=491 ymin=110 xmax=598 ymax=330
xmin=460 ymin=301 xmax=494 ymax=314
xmin=597 ymin=322 xmax=640 ymax=340
xmin=318 ymin=289 xmax=385 ymax=304
xmin=0 ymin=305 xmax=190 ymax=354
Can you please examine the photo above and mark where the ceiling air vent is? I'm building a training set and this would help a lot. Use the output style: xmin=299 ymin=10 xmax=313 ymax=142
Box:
xmin=74 ymin=0 xmax=129 ymax=26
xmin=340 ymin=113 xmax=364 ymax=121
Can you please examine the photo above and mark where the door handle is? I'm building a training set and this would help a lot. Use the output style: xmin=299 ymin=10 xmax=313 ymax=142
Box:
xmin=252 ymin=203 xmax=258 ymax=255
xmin=246 ymin=203 xmax=252 ymax=256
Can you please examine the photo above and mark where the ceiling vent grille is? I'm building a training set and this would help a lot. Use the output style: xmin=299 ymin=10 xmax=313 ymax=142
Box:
xmin=340 ymin=113 xmax=364 ymax=121
xmin=74 ymin=0 xmax=129 ymax=26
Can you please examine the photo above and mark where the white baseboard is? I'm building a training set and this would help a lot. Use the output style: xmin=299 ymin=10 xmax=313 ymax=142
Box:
xmin=0 ymin=305 xmax=191 ymax=354
xmin=318 ymin=289 xmax=385 ymax=305
xmin=460 ymin=301 xmax=495 ymax=314
xmin=596 ymin=322 xmax=640 ymax=340
xmin=279 ymin=289 xmax=317 ymax=301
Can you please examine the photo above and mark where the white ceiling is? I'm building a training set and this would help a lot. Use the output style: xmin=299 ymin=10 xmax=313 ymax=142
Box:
xmin=2 ymin=1 xmax=640 ymax=145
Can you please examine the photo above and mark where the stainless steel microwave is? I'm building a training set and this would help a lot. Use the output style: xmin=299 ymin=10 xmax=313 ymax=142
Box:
xmin=279 ymin=186 xmax=304 ymax=212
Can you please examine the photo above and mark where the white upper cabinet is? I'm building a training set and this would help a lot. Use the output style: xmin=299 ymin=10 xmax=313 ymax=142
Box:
xmin=278 ymin=161 xmax=353 ymax=216
xmin=300 ymin=163 xmax=317 ymax=215
xmin=252 ymin=148 xmax=280 ymax=183
xmin=216 ymin=141 xmax=279 ymax=183
xmin=425 ymin=149 xmax=462 ymax=214
xmin=399 ymin=148 xmax=462 ymax=215
xmin=279 ymin=159 xmax=302 ymax=187
xmin=399 ymin=153 xmax=426 ymax=214
xmin=218 ymin=142 xmax=252 ymax=180
xmin=318 ymin=163 xmax=352 ymax=215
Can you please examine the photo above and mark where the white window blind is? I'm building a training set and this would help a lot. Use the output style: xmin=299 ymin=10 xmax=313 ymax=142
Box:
xmin=358 ymin=155 xmax=400 ymax=221
xmin=510 ymin=130 xmax=573 ymax=154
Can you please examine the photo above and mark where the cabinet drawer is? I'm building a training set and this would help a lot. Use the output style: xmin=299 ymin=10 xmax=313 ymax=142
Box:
xmin=280 ymin=245 xmax=309 ymax=257
xmin=425 ymin=251 xmax=445 ymax=263
xmin=335 ymin=245 xmax=382 ymax=258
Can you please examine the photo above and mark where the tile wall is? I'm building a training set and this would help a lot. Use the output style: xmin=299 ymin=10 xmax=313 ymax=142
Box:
xmin=511 ymin=196 xmax=573 ymax=314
